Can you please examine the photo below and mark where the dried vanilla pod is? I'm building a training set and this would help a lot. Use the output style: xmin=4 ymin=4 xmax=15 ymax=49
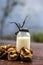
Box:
xmin=20 ymin=47 xmax=33 ymax=61
xmin=0 ymin=45 xmax=7 ymax=59
xmin=7 ymin=47 xmax=19 ymax=61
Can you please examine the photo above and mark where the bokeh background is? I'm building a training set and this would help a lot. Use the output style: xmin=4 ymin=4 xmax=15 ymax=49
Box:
xmin=0 ymin=0 xmax=43 ymax=42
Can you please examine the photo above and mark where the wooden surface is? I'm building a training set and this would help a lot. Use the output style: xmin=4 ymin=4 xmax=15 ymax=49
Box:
xmin=0 ymin=40 xmax=43 ymax=65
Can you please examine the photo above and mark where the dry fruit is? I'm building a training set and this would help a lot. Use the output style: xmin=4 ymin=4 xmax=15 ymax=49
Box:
xmin=0 ymin=45 xmax=7 ymax=59
xmin=20 ymin=47 xmax=33 ymax=61
xmin=7 ymin=47 xmax=19 ymax=61
xmin=0 ymin=45 xmax=33 ymax=61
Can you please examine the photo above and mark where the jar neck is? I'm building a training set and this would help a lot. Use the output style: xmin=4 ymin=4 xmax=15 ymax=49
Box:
xmin=19 ymin=28 xmax=29 ymax=32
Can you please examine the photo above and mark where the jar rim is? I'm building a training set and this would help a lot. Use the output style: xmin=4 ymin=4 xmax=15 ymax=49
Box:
xmin=19 ymin=28 xmax=29 ymax=32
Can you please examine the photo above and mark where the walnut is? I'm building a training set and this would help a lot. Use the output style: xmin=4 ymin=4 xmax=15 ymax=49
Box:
xmin=7 ymin=47 xmax=19 ymax=61
xmin=0 ymin=45 xmax=16 ymax=59
xmin=20 ymin=47 xmax=33 ymax=61
xmin=0 ymin=46 xmax=7 ymax=59
xmin=6 ymin=45 xmax=15 ymax=50
xmin=0 ymin=45 xmax=33 ymax=61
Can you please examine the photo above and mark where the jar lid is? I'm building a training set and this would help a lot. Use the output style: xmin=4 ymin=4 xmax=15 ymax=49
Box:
xmin=19 ymin=28 xmax=29 ymax=32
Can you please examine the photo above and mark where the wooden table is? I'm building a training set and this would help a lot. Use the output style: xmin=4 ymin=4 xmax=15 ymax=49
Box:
xmin=0 ymin=40 xmax=43 ymax=65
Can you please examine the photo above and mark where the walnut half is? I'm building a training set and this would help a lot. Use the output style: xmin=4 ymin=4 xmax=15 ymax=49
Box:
xmin=0 ymin=45 xmax=7 ymax=59
xmin=20 ymin=47 xmax=33 ymax=61
xmin=7 ymin=47 xmax=19 ymax=61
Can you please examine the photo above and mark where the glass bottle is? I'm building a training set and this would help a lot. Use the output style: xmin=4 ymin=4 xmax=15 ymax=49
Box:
xmin=16 ymin=28 xmax=30 ymax=51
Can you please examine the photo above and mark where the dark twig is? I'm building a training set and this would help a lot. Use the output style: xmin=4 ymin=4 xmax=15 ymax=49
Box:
xmin=10 ymin=16 xmax=28 ymax=35
xmin=20 ymin=16 xmax=28 ymax=28
xmin=10 ymin=22 xmax=20 ymax=30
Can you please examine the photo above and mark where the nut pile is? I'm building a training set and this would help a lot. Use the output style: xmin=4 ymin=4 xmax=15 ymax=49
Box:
xmin=0 ymin=45 xmax=33 ymax=61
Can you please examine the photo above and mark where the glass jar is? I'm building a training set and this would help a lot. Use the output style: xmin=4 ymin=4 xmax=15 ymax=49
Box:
xmin=16 ymin=28 xmax=30 ymax=51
